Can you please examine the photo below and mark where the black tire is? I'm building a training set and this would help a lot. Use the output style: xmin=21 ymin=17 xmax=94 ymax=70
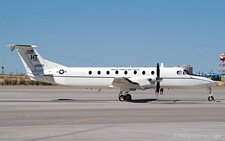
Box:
xmin=119 ymin=95 xmax=125 ymax=101
xmin=160 ymin=89 xmax=163 ymax=95
xmin=208 ymin=96 xmax=214 ymax=101
xmin=125 ymin=94 xmax=132 ymax=101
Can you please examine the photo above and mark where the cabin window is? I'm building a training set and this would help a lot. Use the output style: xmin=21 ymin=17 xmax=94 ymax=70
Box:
xmin=106 ymin=71 xmax=110 ymax=75
xmin=124 ymin=71 xmax=128 ymax=75
xmin=97 ymin=71 xmax=101 ymax=75
xmin=89 ymin=71 xmax=92 ymax=75
xmin=177 ymin=70 xmax=182 ymax=75
xmin=134 ymin=70 xmax=137 ymax=75
xmin=151 ymin=71 xmax=154 ymax=75
xmin=115 ymin=70 xmax=119 ymax=75
xmin=142 ymin=71 xmax=146 ymax=75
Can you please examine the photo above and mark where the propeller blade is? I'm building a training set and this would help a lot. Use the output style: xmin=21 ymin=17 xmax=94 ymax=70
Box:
xmin=155 ymin=63 xmax=160 ymax=94
xmin=157 ymin=63 xmax=160 ymax=78
xmin=156 ymin=82 xmax=160 ymax=93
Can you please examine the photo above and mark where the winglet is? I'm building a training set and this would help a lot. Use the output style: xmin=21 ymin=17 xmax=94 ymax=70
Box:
xmin=7 ymin=44 xmax=15 ymax=52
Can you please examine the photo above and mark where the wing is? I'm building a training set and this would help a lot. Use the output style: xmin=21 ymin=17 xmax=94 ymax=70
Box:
xmin=111 ymin=76 xmax=155 ymax=90
xmin=111 ymin=77 xmax=139 ymax=89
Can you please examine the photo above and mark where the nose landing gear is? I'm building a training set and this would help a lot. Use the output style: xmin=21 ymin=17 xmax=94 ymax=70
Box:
xmin=208 ymin=86 xmax=215 ymax=101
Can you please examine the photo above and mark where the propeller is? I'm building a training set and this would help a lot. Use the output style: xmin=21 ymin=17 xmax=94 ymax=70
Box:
xmin=155 ymin=63 xmax=162 ymax=96
xmin=156 ymin=63 xmax=160 ymax=93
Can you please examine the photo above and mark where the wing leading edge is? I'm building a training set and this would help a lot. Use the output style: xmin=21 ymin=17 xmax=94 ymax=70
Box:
xmin=111 ymin=77 xmax=139 ymax=88
xmin=111 ymin=76 xmax=155 ymax=91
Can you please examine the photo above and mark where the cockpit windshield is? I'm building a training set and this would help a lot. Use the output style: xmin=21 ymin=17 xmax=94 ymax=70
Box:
xmin=177 ymin=69 xmax=190 ymax=75
xmin=183 ymin=69 xmax=190 ymax=75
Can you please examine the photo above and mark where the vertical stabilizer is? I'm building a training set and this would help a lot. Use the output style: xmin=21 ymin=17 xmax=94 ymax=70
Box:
xmin=9 ymin=45 xmax=48 ymax=73
xmin=8 ymin=44 xmax=66 ymax=74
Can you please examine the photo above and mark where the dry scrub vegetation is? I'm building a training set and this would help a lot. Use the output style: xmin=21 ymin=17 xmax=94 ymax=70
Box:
xmin=0 ymin=74 xmax=55 ymax=86
xmin=215 ymin=81 xmax=225 ymax=87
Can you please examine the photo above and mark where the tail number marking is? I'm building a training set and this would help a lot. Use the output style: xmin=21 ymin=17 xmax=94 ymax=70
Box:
xmin=31 ymin=55 xmax=38 ymax=61
xmin=35 ymin=64 xmax=44 ymax=67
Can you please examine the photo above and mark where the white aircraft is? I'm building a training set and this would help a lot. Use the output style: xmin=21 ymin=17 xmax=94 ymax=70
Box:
xmin=9 ymin=44 xmax=216 ymax=101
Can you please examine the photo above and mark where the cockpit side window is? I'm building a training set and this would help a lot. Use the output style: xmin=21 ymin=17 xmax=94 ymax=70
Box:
xmin=177 ymin=70 xmax=182 ymax=75
xmin=183 ymin=69 xmax=189 ymax=75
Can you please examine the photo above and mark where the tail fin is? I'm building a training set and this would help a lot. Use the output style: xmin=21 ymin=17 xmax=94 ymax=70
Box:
xmin=9 ymin=44 xmax=66 ymax=74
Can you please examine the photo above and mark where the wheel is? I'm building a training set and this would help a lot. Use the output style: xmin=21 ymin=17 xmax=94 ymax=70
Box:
xmin=155 ymin=91 xmax=159 ymax=97
xmin=119 ymin=95 xmax=125 ymax=101
xmin=160 ymin=88 xmax=163 ymax=95
xmin=125 ymin=94 xmax=132 ymax=101
xmin=208 ymin=96 xmax=214 ymax=101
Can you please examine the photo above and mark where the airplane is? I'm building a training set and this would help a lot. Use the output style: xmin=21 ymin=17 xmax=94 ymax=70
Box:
xmin=8 ymin=44 xmax=216 ymax=101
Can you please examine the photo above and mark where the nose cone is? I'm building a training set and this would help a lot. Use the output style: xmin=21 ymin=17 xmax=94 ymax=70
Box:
xmin=191 ymin=76 xmax=216 ymax=86
xmin=207 ymin=79 xmax=216 ymax=86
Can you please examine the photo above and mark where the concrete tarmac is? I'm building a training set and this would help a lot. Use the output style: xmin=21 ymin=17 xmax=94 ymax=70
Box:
xmin=0 ymin=86 xmax=224 ymax=141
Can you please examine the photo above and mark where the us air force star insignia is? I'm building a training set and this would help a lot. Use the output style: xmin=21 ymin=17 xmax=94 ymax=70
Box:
xmin=59 ymin=69 xmax=64 ymax=75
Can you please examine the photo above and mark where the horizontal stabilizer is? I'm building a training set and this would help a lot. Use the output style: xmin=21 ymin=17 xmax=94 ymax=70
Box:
xmin=8 ymin=44 xmax=37 ymax=51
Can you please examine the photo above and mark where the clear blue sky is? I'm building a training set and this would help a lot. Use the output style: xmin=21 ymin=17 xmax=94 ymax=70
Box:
xmin=1 ymin=0 xmax=225 ymax=74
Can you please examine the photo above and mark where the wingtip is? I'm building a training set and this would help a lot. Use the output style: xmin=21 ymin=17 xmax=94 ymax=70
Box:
xmin=7 ymin=44 xmax=15 ymax=51
xmin=7 ymin=44 xmax=14 ymax=47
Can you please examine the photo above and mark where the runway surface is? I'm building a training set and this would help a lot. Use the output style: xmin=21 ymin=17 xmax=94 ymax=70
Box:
xmin=0 ymin=86 xmax=224 ymax=141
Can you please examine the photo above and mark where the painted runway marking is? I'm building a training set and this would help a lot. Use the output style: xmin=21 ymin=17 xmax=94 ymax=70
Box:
xmin=0 ymin=118 xmax=100 ymax=135
xmin=0 ymin=114 xmax=172 ymax=135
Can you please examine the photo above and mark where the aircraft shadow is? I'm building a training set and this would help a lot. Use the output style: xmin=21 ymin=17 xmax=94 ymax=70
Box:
xmin=127 ymin=99 xmax=181 ymax=103
xmin=128 ymin=99 xmax=158 ymax=103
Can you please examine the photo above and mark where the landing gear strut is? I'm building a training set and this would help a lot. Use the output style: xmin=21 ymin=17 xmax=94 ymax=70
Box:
xmin=207 ymin=86 xmax=214 ymax=101
xmin=118 ymin=91 xmax=132 ymax=101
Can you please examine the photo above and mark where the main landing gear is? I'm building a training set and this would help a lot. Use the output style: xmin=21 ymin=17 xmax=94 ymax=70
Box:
xmin=118 ymin=91 xmax=132 ymax=101
xmin=155 ymin=88 xmax=164 ymax=97
xmin=208 ymin=86 xmax=215 ymax=101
